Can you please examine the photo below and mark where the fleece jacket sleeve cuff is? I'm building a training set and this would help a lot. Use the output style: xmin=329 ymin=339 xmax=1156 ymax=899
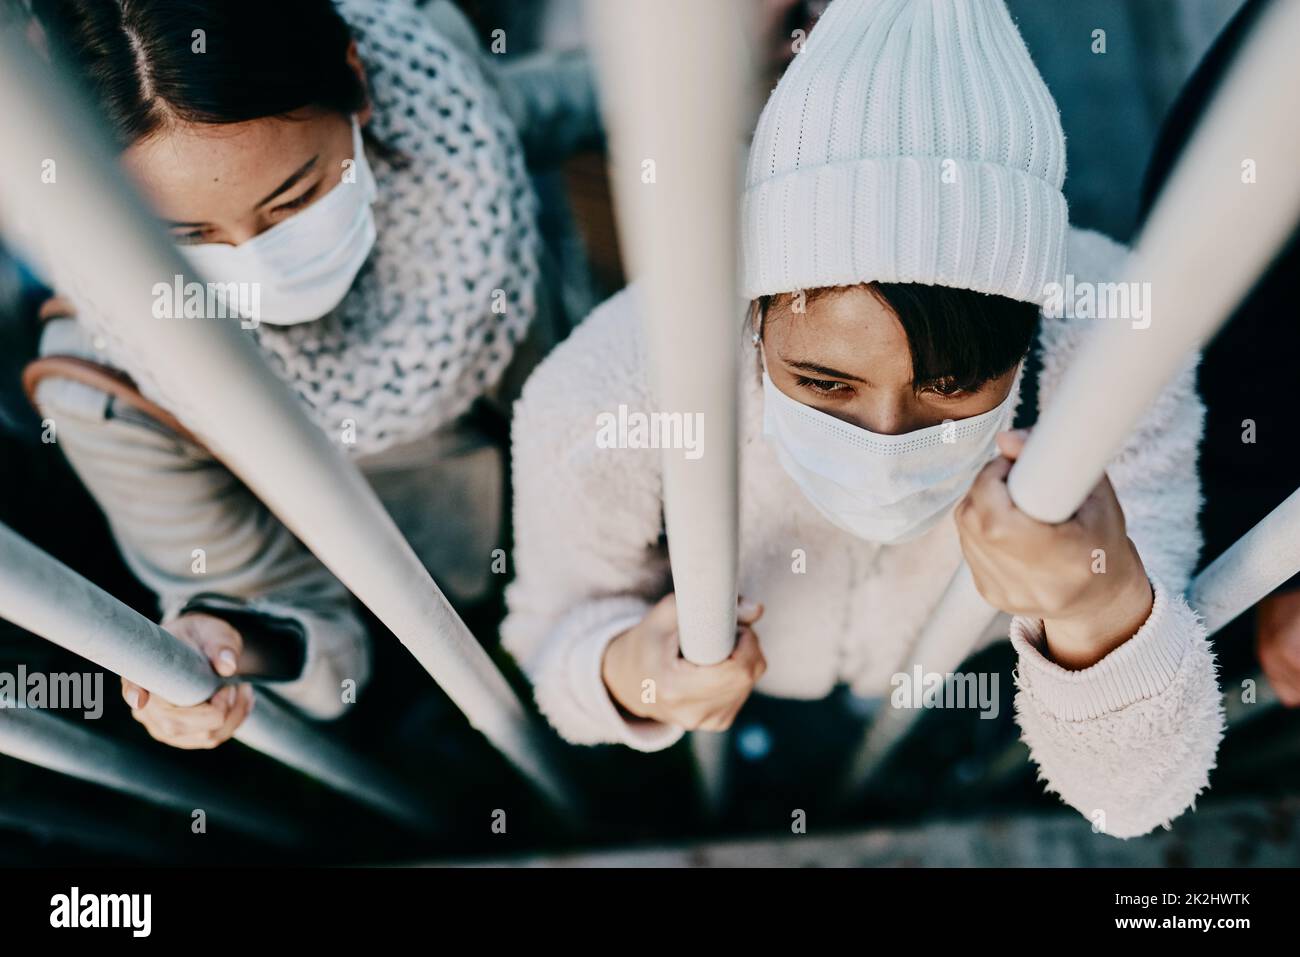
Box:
xmin=1009 ymin=576 xmax=1200 ymax=722
xmin=536 ymin=596 xmax=686 ymax=753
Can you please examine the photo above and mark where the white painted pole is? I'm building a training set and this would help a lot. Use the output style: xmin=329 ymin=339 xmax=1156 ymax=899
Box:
xmin=843 ymin=0 xmax=1300 ymax=795
xmin=0 ymin=708 xmax=302 ymax=845
xmin=0 ymin=527 xmax=224 ymax=711
xmin=0 ymin=521 xmax=430 ymax=830
xmin=0 ymin=26 xmax=573 ymax=812
xmin=1188 ymin=487 xmax=1300 ymax=636
xmin=585 ymin=0 xmax=747 ymax=666
xmin=1188 ymin=487 xmax=1300 ymax=730
xmin=584 ymin=0 xmax=749 ymax=810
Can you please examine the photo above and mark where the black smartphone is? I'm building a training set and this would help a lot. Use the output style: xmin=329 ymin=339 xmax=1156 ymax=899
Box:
xmin=179 ymin=594 xmax=308 ymax=684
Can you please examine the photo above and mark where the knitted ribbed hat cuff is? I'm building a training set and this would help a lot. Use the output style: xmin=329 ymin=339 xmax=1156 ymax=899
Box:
xmin=741 ymin=155 xmax=1068 ymax=304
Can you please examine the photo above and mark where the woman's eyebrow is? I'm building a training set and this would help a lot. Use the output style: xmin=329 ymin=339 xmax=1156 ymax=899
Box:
xmin=162 ymin=155 xmax=323 ymax=229
xmin=781 ymin=356 xmax=869 ymax=384
xmin=255 ymin=155 xmax=321 ymax=208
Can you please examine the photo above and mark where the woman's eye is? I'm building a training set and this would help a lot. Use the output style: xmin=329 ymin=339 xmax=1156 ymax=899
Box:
xmin=921 ymin=378 xmax=969 ymax=399
xmin=795 ymin=375 xmax=852 ymax=396
xmin=272 ymin=184 xmax=320 ymax=215
xmin=171 ymin=230 xmax=207 ymax=246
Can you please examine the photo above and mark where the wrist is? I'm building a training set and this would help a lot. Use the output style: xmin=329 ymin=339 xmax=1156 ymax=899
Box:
xmin=1043 ymin=568 xmax=1154 ymax=671
xmin=600 ymin=628 xmax=649 ymax=720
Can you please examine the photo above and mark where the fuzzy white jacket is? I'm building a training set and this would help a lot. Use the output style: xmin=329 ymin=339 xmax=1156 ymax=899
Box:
xmin=502 ymin=228 xmax=1224 ymax=839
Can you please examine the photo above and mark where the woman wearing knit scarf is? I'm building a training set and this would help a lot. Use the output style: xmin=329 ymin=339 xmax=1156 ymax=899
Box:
xmin=21 ymin=0 xmax=597 ymax=748
xmin=503 ymin=0 xmax=1221 ymax=838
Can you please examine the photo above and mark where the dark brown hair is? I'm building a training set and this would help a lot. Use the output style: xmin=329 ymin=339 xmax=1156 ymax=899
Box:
xmin=31 ymin=0 xmax=367 ymax=147
xmin=755 ymin=283 xmax=1040 ymax=393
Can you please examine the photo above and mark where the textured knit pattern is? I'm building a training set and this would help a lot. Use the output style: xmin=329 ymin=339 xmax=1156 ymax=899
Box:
xmin=502 ymin=228 xmax=1225 ymax=839
xmin=742 ymin=0 xmax=1068 ymax=304
xmin=54 ymin=0 xmax=540 ymax=458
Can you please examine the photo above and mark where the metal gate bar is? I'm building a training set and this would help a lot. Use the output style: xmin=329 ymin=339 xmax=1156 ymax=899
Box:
xmin=584 ymin=0 xmax=749 ymax=812
xmin=0 ymin=707 xmax=302 ymax=845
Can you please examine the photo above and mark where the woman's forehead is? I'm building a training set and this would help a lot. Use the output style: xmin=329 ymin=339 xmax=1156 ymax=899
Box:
xmin=120 ymin=114 xmax=342 ymax=223
xmin=768 ymin=286 xmax=913 ymax=379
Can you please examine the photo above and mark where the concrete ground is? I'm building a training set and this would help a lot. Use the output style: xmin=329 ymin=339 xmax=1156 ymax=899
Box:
xmin=434 ymin=793 xmax=1300 ymax=867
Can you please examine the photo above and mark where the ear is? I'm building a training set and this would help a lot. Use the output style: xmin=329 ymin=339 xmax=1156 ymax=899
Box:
xmin=748 ymin=299 xmax=764 ymax=345
xmin=345 ymin=41 xmax=373 ymax=126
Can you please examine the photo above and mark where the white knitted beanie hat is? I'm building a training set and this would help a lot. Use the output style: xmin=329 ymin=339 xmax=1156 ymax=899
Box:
xmin=741 ymin=0 xmax=1068 ymax=305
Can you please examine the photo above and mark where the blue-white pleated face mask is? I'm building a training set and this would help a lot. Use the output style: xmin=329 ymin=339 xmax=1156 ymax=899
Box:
xmin=761 ymin=364 xmax=1022 ymax=545
xmin=179 ymin=116 xmax=378 ymax=326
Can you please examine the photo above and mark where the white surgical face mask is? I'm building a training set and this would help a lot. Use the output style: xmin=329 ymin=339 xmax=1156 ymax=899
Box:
xmin=179 ymin=116 xmax=378 ymax=326
xmin=761 ymin=365 xmax=1021 ymax=545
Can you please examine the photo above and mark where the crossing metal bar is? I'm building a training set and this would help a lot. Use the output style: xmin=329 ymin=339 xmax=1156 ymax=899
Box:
xmin=0 ymin=24 xmax=573 ymax=811
xmin=843 ymin=0 xmax=1300 ymax=796
xmin=1189 ymin=487 xmax=1300 ymax=636
xmin=585 ymin=0 xmax=749 ymax=810
xmin=0 ymin=708 xmax=301 ymax=845
xmin=0 ymin=520 xmax=431 ymax=831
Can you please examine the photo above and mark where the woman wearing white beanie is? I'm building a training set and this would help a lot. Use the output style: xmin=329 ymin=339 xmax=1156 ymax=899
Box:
xmin=503 ymin=0 xmax=1222 ymax=838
